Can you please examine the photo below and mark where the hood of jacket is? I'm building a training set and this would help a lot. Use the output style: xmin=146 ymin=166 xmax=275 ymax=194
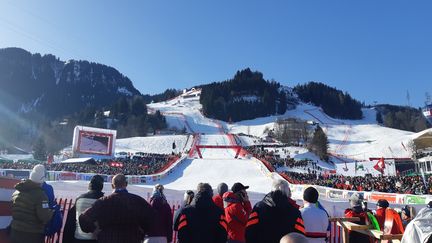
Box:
xmin=192 ymin=191 xmax=214 ymax=209
xmin=14 ymin=179 xmax=42 ymax=192
xmin=150 ymin=193 xmax=168 ymax=210
xmin=223 ymin=191 xmax=240 ymax=207
xmin=262 ymin=190 xmax=290 ymax=208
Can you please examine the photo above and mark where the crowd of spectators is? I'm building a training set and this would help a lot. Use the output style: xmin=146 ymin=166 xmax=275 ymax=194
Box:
xmin=0 ymin=153 xmax=179 ymax=176
xmin=246 ymin=146 xmax=432 ymax=195
xmin=282 ymin=171 xmax=432 ymax=195
xmin=246 ymin=146 xmax=323 ymax=172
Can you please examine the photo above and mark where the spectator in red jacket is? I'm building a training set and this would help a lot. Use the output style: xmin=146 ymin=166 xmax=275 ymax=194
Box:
xmin=375 ymin=199 xmax=389 ymax=231
xmin=79 ymin=174 xmax=155 ymax=243
xmin=374 ymin=199 xmax=404 ymax=234
xmin=223 ymin=183 xmax=252 ymax=243
xmin=213 ymin=183 xmax=228 ymax=209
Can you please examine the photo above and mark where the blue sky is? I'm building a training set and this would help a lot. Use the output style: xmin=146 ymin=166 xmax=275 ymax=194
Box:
xmin=0 ymin=1 xmax=431 ymax=107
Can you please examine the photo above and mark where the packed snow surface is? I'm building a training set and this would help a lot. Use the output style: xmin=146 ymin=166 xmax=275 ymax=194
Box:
xmin=116 ymin=135 xmax=190 ymax=154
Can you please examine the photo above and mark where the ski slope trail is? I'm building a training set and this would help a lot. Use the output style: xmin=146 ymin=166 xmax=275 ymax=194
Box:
xmin=145 ymin=158 xmax=274 ymax=194
xmin=148 ymin=92 xmax=275 ymax=193
xmin=148 ymin=89 xmax=223 ymax=134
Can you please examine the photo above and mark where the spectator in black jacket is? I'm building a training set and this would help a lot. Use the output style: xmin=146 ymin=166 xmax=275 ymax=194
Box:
xmin=62 ymin=175 xmax=105 ymax=243
xmin=246 ymin=179 xmax=305 ymax=243
xmin=174 ymin=183 xmax=228 ymax=243
xmin=173 ymin=190 xmax=195 ymax=232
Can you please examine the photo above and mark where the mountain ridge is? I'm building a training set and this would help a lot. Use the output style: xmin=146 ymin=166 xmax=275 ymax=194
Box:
xmin=0 ymin=47 xmax=141 ymax=117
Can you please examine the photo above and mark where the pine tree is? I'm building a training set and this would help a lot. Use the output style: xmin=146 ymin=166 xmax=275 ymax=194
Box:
xmin=131 ymin=96 xmax=147 ymax=116
xmin=33 ymin=137 xmax=47 ymax=161
xmin=376 ymin=111 xmax=383 ymax=124
xmin=309 ymin=126 xmax=329 ymax=161
xmin=278 ymin=91 xmax=287 ymax=114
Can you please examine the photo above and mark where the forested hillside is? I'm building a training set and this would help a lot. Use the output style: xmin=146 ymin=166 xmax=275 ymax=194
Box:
xmin=375 ymin=104 xmax=430 ymax=132
xmin=294 ymin=82 xmax=363 ymax=120
xmin=200 ymin=68 xmax=293 ymax=122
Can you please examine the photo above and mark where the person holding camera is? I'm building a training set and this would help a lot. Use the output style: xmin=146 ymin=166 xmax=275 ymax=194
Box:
xmin=223 ymin=182 xmax=252 ymax=243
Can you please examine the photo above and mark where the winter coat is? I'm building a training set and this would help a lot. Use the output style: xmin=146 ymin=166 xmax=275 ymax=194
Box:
xmin=300 ymin=203 xmax=329 ymax=243
xmin=245 ymin=191 xmax=305 ymax=243
xmin=287 ymin=197 xmax=300 ymax=209
xmin=79 ymin=189 xmax=155 ymax=243
xmin=11 ymin=179 xmax=53 ymax=234
xmin=10 ymin=228 xmax=46 ymax=243
xmin=401 ymin=207 xmax=432 ymax=243
xmin=223 ymin=192 xmax=252 ymax=243
xmin=375 ymin=207 xmax=386 ymax=231
xmin=174 ymin=191 xmax=228 ymax=243
xmin=62 ymin=190 xmax=104 ymax=243
xmin=344 ymin=207 xmax=372 ymax=243
xmin=375 ymin=207 xmax=404 ymax=234
xmin=148 ymin=194 xmax=173 ymax=242
xmin=212 ymin=194 xmax=224 ymax=209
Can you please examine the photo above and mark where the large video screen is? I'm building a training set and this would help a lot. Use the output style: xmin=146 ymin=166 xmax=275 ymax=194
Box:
xmin=77 ymin=131 xmax=113 ymax=155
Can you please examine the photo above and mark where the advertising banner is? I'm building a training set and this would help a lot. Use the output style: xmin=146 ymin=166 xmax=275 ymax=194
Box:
xmin=327 ymin=189 xmax=344 ymax=199
xmin=369 ymin=192 xmax=397 ymax=203
xmin=345 ymin=191 xmax=365 ymax=200
xmin=316 ymin=186 xmax=327 ymax=198
xmin=404 ymin=195 xmax=427 ymax=204
xmin=4 ymin=170 xmax=30 ymax=179
xmin=78 ymin=174 xmax=95 ymax=181
xmin=59 ymin=172 xmax=77 ymax=181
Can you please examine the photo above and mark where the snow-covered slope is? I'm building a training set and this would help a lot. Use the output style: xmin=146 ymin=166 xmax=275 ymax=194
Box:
xmin=116 ymin=135 xmax=191 ymax=154
xmin=147 ymin=90 xmax=430 ymax=178
xmin=143 ymin=158 xmax=274 ymax=194
xmin=227 ymin=103 xmax=415 ymax=161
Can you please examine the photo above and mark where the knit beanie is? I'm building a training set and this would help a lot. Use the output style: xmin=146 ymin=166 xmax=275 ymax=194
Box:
xmin=217 ymin=183 xmax=228 ymax=196
xmin=349 ymin=193 xmax=363 ymax=207
xmin=30 ymin=164 xmax=46 ymax=184
xmin=303 ymin=187 xmax=319 ymax=203
xmin=89 ymin=175 xmax=104 ymax=191
xmin=377 ymin=199 xmax=389 ymax=208
xmin=183 ymin=190 xmax=194 ymax=204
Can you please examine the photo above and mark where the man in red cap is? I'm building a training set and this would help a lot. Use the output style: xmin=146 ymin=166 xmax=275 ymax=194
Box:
xmin=223 ymin=182 xmax=252 ymax=243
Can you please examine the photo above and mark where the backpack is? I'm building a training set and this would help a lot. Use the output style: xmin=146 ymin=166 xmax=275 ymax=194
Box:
xmin=42 ymin=182 xmax=63 ymax=236
xmin=45 ymin=204 xmax=63 ymax=236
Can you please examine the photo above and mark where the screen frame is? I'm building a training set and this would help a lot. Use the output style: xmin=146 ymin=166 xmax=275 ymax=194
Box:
xmin=76 ymin=131 xmax=114 ymax=156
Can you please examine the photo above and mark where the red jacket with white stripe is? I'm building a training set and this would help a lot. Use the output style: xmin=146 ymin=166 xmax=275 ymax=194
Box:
xmin=223 ymin=192 xmax=252 ymax=243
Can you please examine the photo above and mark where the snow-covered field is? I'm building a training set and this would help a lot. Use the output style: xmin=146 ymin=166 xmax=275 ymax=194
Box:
xmin=227 ymin=103 xmax=416 ymax=162
xmin=116 ymin=135 xmax=191 ymax=154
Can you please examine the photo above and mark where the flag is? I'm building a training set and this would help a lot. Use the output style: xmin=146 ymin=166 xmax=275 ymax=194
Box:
xmin=401 ymin=142 xmax=407 ymax=152
xmin=356 ymin=163 xmax=364 ymax=172
xmin=420 ymin=168 xmax=428 ymax=188
xmin=373 ymin=157 xmax=385 ymax=174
